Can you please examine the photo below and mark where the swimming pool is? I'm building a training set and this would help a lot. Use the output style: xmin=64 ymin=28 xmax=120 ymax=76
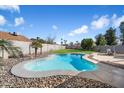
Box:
xmin=24 ymin=54 xmax=97 ymax=72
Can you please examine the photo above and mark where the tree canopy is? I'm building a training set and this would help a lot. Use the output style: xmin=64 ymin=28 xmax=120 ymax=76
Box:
xmin=45 ymin=36 xmax=56 ymax=44
xmin=119 ymin=21 xmax=124 ymax=45
xmin=95 ymin=34 xmax=107 ymax=46
xmin=104 ymin=27 xmax=117 ymax=45
xmin=0 ymin=39 xmax=22 ymax=58
xmin=81 ymin=38 xmax=94 ymax=50
xmin=31 ymin=37 xmax=43 ymax=56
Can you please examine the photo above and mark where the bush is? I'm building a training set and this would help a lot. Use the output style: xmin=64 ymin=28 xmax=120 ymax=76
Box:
xmin=81 ymin=38 xmax=94 ymax=50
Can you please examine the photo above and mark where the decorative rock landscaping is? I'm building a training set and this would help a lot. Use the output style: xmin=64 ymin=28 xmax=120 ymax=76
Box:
xmin=0 ymin=55 xmax=114 ymax=88
xmin=55 ymin=76 xmax=113 ymax=88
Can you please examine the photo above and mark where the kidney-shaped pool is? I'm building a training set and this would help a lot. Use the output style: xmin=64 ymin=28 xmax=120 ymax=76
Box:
xmin=25 ymin=54 xmax=97 ymax=71
xmin=11 ymin=54 xmax=97 ymax=78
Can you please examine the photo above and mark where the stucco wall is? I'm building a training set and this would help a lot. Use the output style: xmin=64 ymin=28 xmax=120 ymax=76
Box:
xmin=0 ymin=48 xmax=9 ymax=59
xmin=0 ymin=40 xmax=65 ymax=59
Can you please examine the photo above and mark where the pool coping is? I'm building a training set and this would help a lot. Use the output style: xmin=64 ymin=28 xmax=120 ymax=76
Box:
xmin=83 ymin=54 xmax=98 ymax=64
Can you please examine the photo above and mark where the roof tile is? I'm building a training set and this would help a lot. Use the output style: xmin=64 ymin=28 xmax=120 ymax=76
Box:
xmin=0 ymin=31 xmax=31 ymax=42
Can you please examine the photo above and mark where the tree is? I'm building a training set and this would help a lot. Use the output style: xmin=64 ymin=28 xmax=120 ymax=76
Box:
xmin=64 ymin=40 xmax=67 ymax=46
xmin=81 ymin=38 xmax=94 ymax=50
xmin=0 ymin=39 xmax=10 ymax=58
xmin=46 ymin=36 xmax=56 ymax=44
xmin=76 ymin=41 xmax=79 ymax=45
xmin=0 ymin=39 xmax=21 ymax=58
xmin=31 ymin=37 xmax=45 ymax=43
xmin=104 ymin=27 xmax=117 ymax=45
xmin=9 ymin=46 xmax=23 ymax=58
xmin=69 ymin=42 xmax=74 ymax=46
xmin=95 ymin=34 xmax=106 ymax=46
xmin=75 ymin=41 xmax=80 ymax=48
xmin=60 ymin=38 xmax=63 ymax=45
xmin=119 ymin=21 xmax=124 ymax=45
xmin=31 ymin=37 xmax=43 ymax=57
xmin=99 ymin=36 xmax=107 ymax=46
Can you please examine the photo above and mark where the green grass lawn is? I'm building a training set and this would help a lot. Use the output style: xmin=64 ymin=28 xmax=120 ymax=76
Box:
xmin=50 ymin=49 xmax=95 ymax=54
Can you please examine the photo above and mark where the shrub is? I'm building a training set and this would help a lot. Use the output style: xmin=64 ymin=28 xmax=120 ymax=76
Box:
xmin=81 ymin=38 xmax=94 ymax=50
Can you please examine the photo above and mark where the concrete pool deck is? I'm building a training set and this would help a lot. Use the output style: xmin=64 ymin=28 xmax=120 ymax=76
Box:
xmin=86 ymin=53 xmax=124 ymax=69
xmin=11 ymin=54 xmax=124 ymax=87
xmin=92 ymin=53 xmax=124 ymax=63
xmin=81 ymin=53 xmax=124 ymax=87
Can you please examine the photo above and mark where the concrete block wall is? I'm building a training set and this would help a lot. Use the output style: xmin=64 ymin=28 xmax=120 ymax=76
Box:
xmin=0 ymin=40 xmax=65 ymax=59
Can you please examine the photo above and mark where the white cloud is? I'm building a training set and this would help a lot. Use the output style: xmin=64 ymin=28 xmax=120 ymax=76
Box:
xmin=0 ymin=15 xmax=6 ymax=26
xmin=0 ymin=5 xmax=20 ymax=13
xmin=111 ymin=14 xmax=124 ymax=28
xmin=91 ymin=14 xmax=124 ymax=29
xmin=91 ymin=15 xmax=110 ymax=29
xmin=52 ymin=25 xmax=58 ymax=30
xmin=68 ymin=33 xmax=74 ymax=36
xmin=14 ymin=17 xmax=24 ymax=26
xmin=68 ymin=25 xmax=88 ymax=36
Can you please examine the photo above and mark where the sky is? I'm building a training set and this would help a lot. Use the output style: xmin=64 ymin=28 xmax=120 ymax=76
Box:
xmin=0 ymin=5 xmax=124 ymax=44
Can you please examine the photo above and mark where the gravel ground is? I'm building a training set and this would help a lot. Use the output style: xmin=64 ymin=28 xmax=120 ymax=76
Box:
xmin=0 ymin=55 xmax=114 ymax=88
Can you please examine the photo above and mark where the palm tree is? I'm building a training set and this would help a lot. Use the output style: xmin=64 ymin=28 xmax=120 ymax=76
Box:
xmin=75 ymin=41 xmax=80 ymax=48
xmin=31 ymin=37 xmax=43 ymax=57
xmin=10 ymin=46 xmax=23 ymax=58
xmin=0 ymin=39 xmax=10 ymax=58
xmin=61 ymin=38 xmax=63 ymax=45
xmin=75 ymin=41 xmax=78 ymax=46
xmin=64 ymin=40 xmax=67 ymax=46
xmin=0 ymin=39 xmax=21 ymax=58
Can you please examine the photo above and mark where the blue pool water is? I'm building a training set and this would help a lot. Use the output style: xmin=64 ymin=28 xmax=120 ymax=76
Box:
xmin=24 ymin=54 xmax=97 ymax=71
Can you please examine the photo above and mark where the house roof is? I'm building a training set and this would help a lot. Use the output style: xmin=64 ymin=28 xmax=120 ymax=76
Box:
xmin=0 ymin=31 xmax=31 ymax=42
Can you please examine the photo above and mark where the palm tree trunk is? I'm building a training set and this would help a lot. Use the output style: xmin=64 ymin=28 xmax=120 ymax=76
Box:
xmin=35 ymin=48 xmax=37 ymax=57
xmin=40 ymin=48 xmax=42 ymax=54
